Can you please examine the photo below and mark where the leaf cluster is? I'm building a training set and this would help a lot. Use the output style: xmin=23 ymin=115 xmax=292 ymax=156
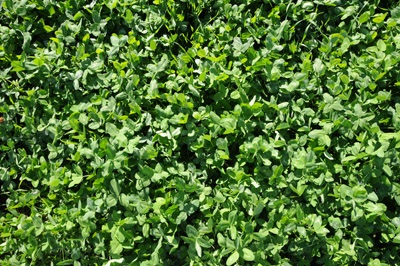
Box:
xmin=1 ymin=0 xmax=400 ymax=265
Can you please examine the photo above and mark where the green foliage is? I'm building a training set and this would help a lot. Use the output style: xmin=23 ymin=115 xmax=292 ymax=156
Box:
xmin=1 ymin=0 xmax=400 ymax=265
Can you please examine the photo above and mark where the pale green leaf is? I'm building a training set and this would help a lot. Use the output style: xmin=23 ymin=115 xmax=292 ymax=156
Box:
xmin=226 ymin=251 xmax=239 ymax=266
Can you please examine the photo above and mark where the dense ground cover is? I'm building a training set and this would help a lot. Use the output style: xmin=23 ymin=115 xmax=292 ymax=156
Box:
xmin=1 ymin=0 xmax=400 ymax=265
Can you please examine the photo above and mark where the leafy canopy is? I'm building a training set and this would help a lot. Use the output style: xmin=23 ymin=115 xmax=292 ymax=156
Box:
xmin=1 ymin=0 xmax=400 ymax=265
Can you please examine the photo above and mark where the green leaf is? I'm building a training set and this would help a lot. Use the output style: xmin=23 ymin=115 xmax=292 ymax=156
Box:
xmin=110 ymin=239 xmax=123 ymax=254
xmin=281 ymin=80 xmax=300 ymax=92
xmin=372 ymin=13 xmax=387 ymax=24
xmin=276 ymin=123 xmax=290 ymax=130
xmin=226 ymin=251 xmax=239 ymax=266
xmin=342 ymin=155 xmax=357 ymax=163
xmin=104 ymin=259 xmax=125 ymax=266
xmin=147 ymin=54 xmax=169 ymax=75
xmin=209 ymin=111 xmax=220 ymax=124
xmin=376 ymin=39 xmax=386 ymax=51
xmin=207 ymin=54 xmax=227 ymax=62
xmin=328 ymin=217 xmax=343 ymax=230
xmin=214 ymin=190 xmax=226 ymax=203
xmin=186 ymin=225 xmax=198 ymax=238
xmin=220 ymin=117 xmax=236 ymax=134
xmin=110 ymin=178 xmax=121 ymax=197
xmin=353 ymin=186 xmax=368 ymax=202
xmin=292 ymin=153 xmax=307 ymax=169
xmin=313 ymin=216 xmax=329 ymax=236
xmin=88 ymin=60 xmax=104 ymax=72
xmin=364 ymin=202 xmax=387 ymax=215
xmin=383 ymin=164 xmax=392 ymax=176
xmin=195 ymin=240 xmax=202 ymax=257
xmin=393 ymin=234 xmax=400 ymax=244
xmin=253 ymin=201 xmax=264 ymax=216
xmin=69 ymin=174 xmax=83 ymax=188
xmin=125 ymin=9 xmax=134 ymax=23
xmin=313 ymin=58 xmax=325 ymax=75
xmin=242 ymin=248 xmax=255 ymax=261
xmin=270 ymin=165 xmax=283 ymax=184
xmin=69 ymin=112 xmax=81 ymax=131
xmin=11 ymin=61 xmax=25 ymax=72
xmin=197 ymin=49 xmax=206 ymax=57
xmin=197 ymin=237 xmax=212 ymax=248
xmin=359 ymin=11 xmax=370 ymax=24
xmin=351 ymin=206 xmax=364 ymax=221
xmin=296 ymin=182 xmax=308 ymax=196
xmin=106 ymin=0 xmax=118 ymax=10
